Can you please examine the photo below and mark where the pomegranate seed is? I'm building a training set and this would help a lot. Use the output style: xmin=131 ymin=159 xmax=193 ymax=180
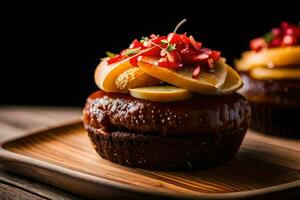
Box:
xmin=271 ymin=28 xmax=281 ymax=36
xmin=250 ymin=38 xmax=267 ymax=51
xmin=192 ymin=65 xmax=201 ymax=78
xmin=269 ymin=37 xmax=282 ymax=47
xmin=286 ymin=28 xmax=294 ymax=35
xmin=282 ymin=35 xmax=297 ymax=46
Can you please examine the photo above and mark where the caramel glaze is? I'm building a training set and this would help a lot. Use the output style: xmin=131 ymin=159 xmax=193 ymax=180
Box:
xmin=83 ymin=91 xmax=251 ymax=137
xmin=240 ymin=73 xmax=300 ymax=106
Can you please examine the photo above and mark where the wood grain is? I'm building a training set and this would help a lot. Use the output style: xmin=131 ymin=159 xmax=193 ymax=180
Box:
xmin=0 ymin=106 xmax=82 ymax=200
xmin=1 ymin=122 xmax=299 ymax=199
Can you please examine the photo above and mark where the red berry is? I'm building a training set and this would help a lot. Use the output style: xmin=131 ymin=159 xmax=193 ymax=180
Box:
xmin=250 ymin=38 xmax=267 ymax=51
xmin=269 ymin=36 xmax=282 ymax=47
xmin=271 ymin=28 xmax=281 ymax=36
xmin=282 ymin=34 xmax=297 ymax=46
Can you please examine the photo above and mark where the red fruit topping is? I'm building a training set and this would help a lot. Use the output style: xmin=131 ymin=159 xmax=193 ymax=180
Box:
xmin=107 ymin=54 xmax=124 ymax=65
xmin=209 ymin=51 xmax=221 ymax=61
xmin=282 ymin=34 xmax=297 ymax=46
xmin=141 ymin=46 xmax=161 ymax=57
xmin=269 ymin=37 xmax=282 ymax=47
xmin=107 ymin=30 xmax=222 ymax=78
xmin=250 ymin=22 xmax=300 ymax=51
xmin=129 ymin=39 xmax=142 ymax=49
xmin=192 ymin=53 xmax=209 ymax=62
xmin=151 ymin=36 xmax=167 ymax=45
xmin=129 ymin=56 xmax=138 ymax=66
xmin=271 ymin=28 xmax=281 ymax=36
xmin=250 ymin=38 xmax=268 ymax=51
xmin=192 ymin=65 xmax=201 ymax=78
xmin=158 ymin=61 xmax=180 ymax=69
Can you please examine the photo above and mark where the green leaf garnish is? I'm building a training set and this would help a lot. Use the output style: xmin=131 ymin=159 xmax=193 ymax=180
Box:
xmin=105 ymin=51 xmax=117 ymax=58
xmin=263 ymin=32 xmax=274 ymax=43
xmin=161 ymin=39 xmax=169 ymax=45
xmin=166 ymin=43 xmax=176 ymax=52
xmin=125 ymin=48 xmax=140 ymax=56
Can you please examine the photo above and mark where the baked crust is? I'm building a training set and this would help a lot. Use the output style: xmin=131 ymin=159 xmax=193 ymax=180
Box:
xmin=83 ymin=91 xmax=251 ymax=136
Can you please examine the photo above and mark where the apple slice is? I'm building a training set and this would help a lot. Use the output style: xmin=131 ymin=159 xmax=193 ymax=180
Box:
xmin=94 ymin=58 xmax=133 ymax=93
xmin=94 ymin=47 xmax=158 ymax=93
xmin=250 ymin=67 xmax=300 ymax=80
xmin=129 ymin=86 xmax=192 ymax=102
xmin=115 ymin=67 xmax=160 ymax=90
xmin=236 ymin=46 xmax=300 ymax=71
xmin=218 ymin=65 xmax=243 ymax=95
xmin=138 ymin=57 xmax=227 ymax=95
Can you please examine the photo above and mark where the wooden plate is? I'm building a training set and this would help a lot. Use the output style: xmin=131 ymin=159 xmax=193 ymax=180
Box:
xmin=0 ymin=122 xmax=299 ymax=199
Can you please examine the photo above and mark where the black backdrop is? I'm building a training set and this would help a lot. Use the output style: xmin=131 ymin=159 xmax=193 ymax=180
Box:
xmin=2 ymin=1 xmax=299 ymax=106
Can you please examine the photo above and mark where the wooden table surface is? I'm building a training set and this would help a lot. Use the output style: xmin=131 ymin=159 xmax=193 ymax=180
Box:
xmin=0 ymin=106 xmax=83 ymax=200
xmin=0 ymin=106 xmax=299 ymax=200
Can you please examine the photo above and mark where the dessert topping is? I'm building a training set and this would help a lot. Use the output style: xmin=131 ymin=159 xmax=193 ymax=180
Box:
xmin=107 ymin=19 xmax=221 ymax=78
xmin=250 ymin=22 xmax=300 ymax=51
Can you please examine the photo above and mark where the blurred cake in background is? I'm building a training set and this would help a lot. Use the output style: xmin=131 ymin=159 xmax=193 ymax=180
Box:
xmin=236 ymin=22 xmax=300 ymax=137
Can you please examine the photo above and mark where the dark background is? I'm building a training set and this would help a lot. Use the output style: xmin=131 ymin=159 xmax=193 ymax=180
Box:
xmin=2 ymin=1 xmax=299 ymax=106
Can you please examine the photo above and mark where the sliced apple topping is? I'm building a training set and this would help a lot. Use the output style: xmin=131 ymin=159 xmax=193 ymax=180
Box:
xmin=95 ymin=20 xmax=242 ymax=101
xmin=129 ymin=86 xmax=192 ymax=102
xmin=94 ymin=58 xmax=133 ymax=93
xmin=236 ymin=46 xmax=300 ymax=71
xmin=137 ymin=57 xmax=227 ymax=95
xmin=250 ymin=67 xmax=300 ymax=80
xmin=218 ymin=64 xmax=243 ymax=95
xmin=115 ymin=67 xmax=160 ymax=90
xmin=95 ymin=46 xmax=160 ymax=93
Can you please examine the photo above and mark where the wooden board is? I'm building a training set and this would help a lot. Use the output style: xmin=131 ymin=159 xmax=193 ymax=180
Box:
xmin=0 ymin=122 xmax=299 ymax=200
